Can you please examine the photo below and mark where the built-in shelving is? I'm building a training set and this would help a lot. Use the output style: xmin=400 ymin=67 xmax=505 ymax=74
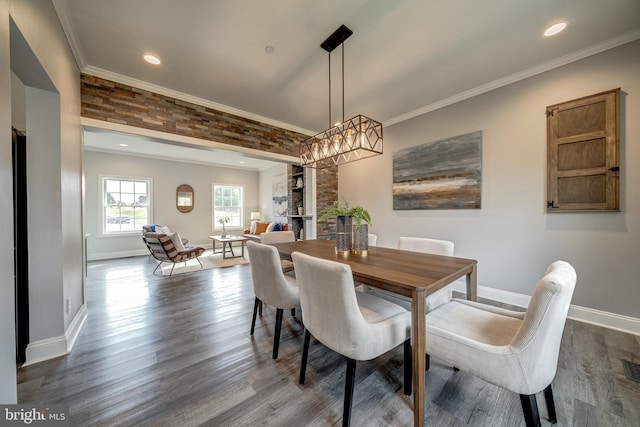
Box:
xmin=287 ymin=165 xmax=313 ymax=240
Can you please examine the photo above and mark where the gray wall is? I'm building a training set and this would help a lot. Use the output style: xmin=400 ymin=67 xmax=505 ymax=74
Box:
xmin=340 ymin=40 xmax=640 ymax=319
xmin=1 ymin=0 xmax=83 ymax=402
xmin=84 ymin=150 xmax=261 ymax=259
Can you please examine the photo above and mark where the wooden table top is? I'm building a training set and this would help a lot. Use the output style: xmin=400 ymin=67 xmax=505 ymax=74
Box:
xmin=273 ymin=239 xmax=477 ymax=298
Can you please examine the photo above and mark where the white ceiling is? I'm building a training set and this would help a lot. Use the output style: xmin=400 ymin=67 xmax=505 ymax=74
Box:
xmin=55 ymin=0 xmax=640 ymax=168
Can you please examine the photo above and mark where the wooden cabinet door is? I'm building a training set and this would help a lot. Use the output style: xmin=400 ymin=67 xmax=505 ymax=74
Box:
xmin=547 ymin=88 xmax=620 ymax=212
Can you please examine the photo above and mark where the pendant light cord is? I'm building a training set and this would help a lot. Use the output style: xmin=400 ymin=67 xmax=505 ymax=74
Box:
xmin=342 ymin=41 xmax=345 ymax=123
xmin=328 ymin=51 xmax=332 ymax=128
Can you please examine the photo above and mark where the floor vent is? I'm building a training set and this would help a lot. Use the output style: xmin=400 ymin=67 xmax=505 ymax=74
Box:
xmin=622 ymin=359 xmax=640 ymax=383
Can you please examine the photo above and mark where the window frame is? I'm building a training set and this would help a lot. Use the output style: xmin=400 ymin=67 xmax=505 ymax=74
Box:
xmin=212 ymin=183 xmax=244 ymax=231
xmin=100 ymin=174 xmax=153 ymax=236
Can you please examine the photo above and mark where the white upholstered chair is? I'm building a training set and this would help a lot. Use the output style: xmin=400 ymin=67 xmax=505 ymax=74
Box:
xmin=259 ymin=230 xmax=295 ymax=273
xmin=247 ymin=241 xmax=300 ymax=359
xmin=365 ymin=237 xmax=456 ymax=311
xmin=292 ymin=252 xmax=412 ymax=427
xmin=424 ymin=261 xmax=577 ymax=427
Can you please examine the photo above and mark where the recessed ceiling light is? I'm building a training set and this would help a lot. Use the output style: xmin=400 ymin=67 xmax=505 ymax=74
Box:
xmin=143 ymin=54 xmax=161 ymax=65
xmin=239 ymin=160 xmax=246 ymax=164
xmin=544 ymin=22 xmax=567 ymax=37
xmin=264 ymin=46 xmax=275 ymax=54
xmin=119 ymin=143 xmax=128 ymax=147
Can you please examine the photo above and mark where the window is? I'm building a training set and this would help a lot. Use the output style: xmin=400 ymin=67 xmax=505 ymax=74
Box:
xmin=213 ymin=184 xmax=243 ymax=229
xmin=101 ymin=175 xmax=152 ymax=234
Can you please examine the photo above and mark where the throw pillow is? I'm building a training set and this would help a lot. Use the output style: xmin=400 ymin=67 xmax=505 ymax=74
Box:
xmin=168 ymin=231 xmax=186 ymax=252
xmin=250 ymin=220 xmax=257 ymax=234
xmin=266 ymin=221 xmax=277 ymax=232
xmin=149 ymin=224 xmax=157 ymax=232
xmin=156 ymin=225 xmax=171 ymax=235
xmin=254 ymin=221 xmax=269 ymax=235
xmin=272 ymin=222 xmax=282 ymax=232
xmin=282 ymin=223 xmax=288 ymax=231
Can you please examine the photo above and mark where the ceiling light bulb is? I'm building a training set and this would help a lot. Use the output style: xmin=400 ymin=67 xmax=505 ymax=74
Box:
xmin=119 ymin=143 xmax=128 ymax=147
xmin=544 ymin=22 xmax=567 ymax=37
xmin=143 ymin=54 xmax=161 ymax=65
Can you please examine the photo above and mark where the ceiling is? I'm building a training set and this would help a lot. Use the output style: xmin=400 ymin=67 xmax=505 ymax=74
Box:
xmin=55 ymin=0 xmax=640 ymax=169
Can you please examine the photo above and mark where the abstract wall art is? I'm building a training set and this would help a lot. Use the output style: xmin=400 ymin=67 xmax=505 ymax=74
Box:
xmin=393 ymin=131 xmax=482 ymax=210
xmin=272 ymin=174 xmax=288 ymax=218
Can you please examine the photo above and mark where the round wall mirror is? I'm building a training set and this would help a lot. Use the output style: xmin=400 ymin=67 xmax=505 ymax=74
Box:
xmin=176 ymin=184 xmax=194 ymax=213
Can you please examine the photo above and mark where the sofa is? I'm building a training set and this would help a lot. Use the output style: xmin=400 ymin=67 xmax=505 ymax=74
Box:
xmin=244 ymin=221 xmax=289 ymax=242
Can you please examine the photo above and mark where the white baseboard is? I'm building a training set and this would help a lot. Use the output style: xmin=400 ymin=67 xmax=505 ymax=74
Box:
xmin=66 ymin=304 xmax=87 ymax=351
xmin=24 ymin=336 xmax=68 ymax=367
xmin=23 ymin=304 xmax=88 ymax=366
xmin=89 ymin=248 xmax=148 ymax=261
xmin=453 ymin=282 xmax=640 ymax=336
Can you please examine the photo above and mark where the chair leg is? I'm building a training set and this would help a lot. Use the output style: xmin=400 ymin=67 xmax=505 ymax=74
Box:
xmin=299 ymin=329 xmax=311 ymax=384
xmin=404 ymin=339 xmax=412 ymax=395
xmin=544 ymin=384 xmax=558 ymax=423
xmin=291 ymin=307 xmax=296 ymax=317
xmin=426 ymin=354 xmax=430 ymax=371
xmin=169 ymin=262 xmax=176 ymax=276
xmin=258 ymin=300 xmax=263 ymax=316
xmin=196 ymin=257 xmax=203 ymax=268
xmin=250 ymin=297 xmax=259 ymax=335
xmin=272 ymin=308 xmax=284 ymax=359
xmin=343 ymin=358 xmax=357 ymax=427
xmin=519 ymin=393 xmax=541 ymax=427
xmin=152 ymin=262 xmax=162 ymax=275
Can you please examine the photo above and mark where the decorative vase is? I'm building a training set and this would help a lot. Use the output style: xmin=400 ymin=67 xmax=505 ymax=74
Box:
xmin=298 ymin=207 xmax=304 ymax=215
xmin=222 ymin=224 xmax=227 ymax=237
xmin=335 ymin=215 xmax=352 ymax=256
xmin=351 ymin=223 xmax=368 ymax=255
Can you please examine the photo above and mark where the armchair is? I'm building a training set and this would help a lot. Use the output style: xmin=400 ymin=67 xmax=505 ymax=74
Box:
xmin=424 ymin=261 xmax=577 ymax=427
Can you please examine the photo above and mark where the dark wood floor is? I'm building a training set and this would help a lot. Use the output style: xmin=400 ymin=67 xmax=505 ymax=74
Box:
xmin=17 ymin=255 xmax=640 ymax=426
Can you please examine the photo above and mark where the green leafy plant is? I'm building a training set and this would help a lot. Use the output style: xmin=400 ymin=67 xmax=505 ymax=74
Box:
xmin=348 ymin=205 xmax=372 ymax=229
xmin=317 ymin=199 xmax=351 ymax=222
xmin=217 ymin=216 xmax=230 ymax=225
xmin=296 ymin=200 xmax=304 ymax=208
xmin=318 ymin=199 xmax=372 ymax=229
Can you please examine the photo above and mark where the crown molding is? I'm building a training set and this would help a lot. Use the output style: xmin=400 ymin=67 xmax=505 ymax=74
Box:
xmin=82 ymin=66 xmax=315 ymax=137
xmin=385 ymin=27 xmax=640 ymax=127
xmin=52 ymin=0 xmax=87 ymax=71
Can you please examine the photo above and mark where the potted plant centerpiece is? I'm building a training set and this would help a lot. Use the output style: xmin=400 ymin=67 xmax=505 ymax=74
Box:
xmin=218 ymin=216 xmax=230 ymax=237
xmin=296 ymin=200 xmax=304 ymax=215
xmin=349 ymin=205 xmax=372 ymax=255
xmin=318 ymin=199 xmax=352 ymax=255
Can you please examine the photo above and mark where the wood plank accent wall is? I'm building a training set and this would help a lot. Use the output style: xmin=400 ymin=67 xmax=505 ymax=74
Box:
xmin=80 ymin=74 xmax=338 ymax=234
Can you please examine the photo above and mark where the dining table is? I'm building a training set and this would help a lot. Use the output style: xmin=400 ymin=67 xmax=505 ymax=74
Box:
xmin=272 ymin=239 xmax=478 ymax=427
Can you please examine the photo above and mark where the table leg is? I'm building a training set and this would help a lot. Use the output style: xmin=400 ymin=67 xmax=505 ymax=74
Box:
xmin=412 ymin=288 xmax=427 ymax=427
xmin=229 ymin=242 xmax=235 ymax=257
xmin=222 ymin=242 xmax=227 ymax=259
xmin=466 ymin=265 xmax=478 ymax=302
xmin=241 ymin=241 xmax=245 ymax=257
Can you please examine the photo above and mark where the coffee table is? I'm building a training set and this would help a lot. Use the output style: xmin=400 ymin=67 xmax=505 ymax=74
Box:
xmin=208 ymin=235 xmax=249 ymax=259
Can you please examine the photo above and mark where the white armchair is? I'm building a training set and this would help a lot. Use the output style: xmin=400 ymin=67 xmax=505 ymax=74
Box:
xmin=247 ymin=241 xmax=300 ymax=359
xmin=292 ymin=252 xmax=412 ymax=427
xmin=365 ymin=236 xmax=456 ymax=311
xmin=259 ymin=230 xmax=296 ymax=273
xmin=424 ymin=260 xmax=577 ymax=427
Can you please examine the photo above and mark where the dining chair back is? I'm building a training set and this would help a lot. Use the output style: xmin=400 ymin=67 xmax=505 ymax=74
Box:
xmin=246 ymin=241 xmax=300 ymax=359
xmin=292 ymin=251 xmax=412 ymax=426
xmin=259 ymin=230 xmax=295 ymax=272
xmin=424 ymin=260 xmax=577 ymax=427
